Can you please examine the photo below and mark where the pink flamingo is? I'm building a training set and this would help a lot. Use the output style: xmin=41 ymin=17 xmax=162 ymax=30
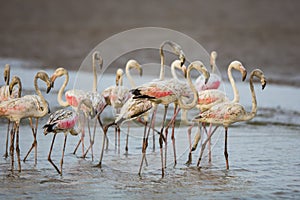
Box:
xmin=1 ymin=73 xmax=22 ymax=158
xmin=194 ymin=69 xmax=266 ymax=169
xmin=0 ymin=71 xmax=52 ymax=172
xmin=186 ymin=60 xmax=247 ymax=165
xmin=131 ymin=61 xmax=208 ymax=177
xmin=147 ymin=40 xmax=186 ymax=151
xmin=50 ymin=51 xmax=102 ymax=156
xmin=181 ymin=51 xmax=221 ymax=124
xmin=43 ymin=98 xmax=95 ymax=175
xmin=97 ymin=97 xmax=154 ymax=168
xmin=195 ymin=51 xmax=221 ymax=91
xmin=162 ymin=60 xmax=209 ymax=167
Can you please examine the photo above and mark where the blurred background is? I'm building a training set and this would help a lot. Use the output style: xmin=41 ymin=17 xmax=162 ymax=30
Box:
xmin=0 ymin=0 xmax=299 ymax=85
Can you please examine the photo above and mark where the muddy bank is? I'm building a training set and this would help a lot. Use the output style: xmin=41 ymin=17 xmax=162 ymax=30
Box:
xmin=0 ymin=0 xmax=299 ymax=86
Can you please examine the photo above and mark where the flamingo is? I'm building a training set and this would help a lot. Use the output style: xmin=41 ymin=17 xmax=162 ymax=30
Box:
xmin=181 ymin=51 xmax=221 ymax=124
xmin=0 ymin=71 xmax=52 ymax=172
xmin=1 ymin=76 xmax=22 ymax=158
xmin=162 ymin=60 xmax=209 ymax=167
xmin=149 ymin=40 xmax=186 ymax=150
xmin=194 ymin=69 xmax=267 ymax=169
xmin=50 ymin=51 xmax=102 ymax=156
xmin=195 ymin=51 xmax=221 ymax=91
xmin=186 ymin=60 xmax=247 ymax=165
xmin=43 ymin=98 xmax=95 ymax=175
xmin=131 ymin=61 xmax=209 ymax=177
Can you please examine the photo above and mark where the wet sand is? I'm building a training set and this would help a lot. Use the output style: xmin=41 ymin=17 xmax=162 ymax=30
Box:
xmin=1 ymin=0 xmax=300 ymax=86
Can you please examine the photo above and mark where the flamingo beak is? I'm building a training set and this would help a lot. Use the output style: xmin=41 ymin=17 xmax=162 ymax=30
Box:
xmin=50 ymin=75 xmax=56 ymax=88
xmin=180 ymin=54 xmax=185 ymax=67
xmin=262 ymin=78 xmax=267 ymax=90
xmin=46 ymin=83 xmax=52 ymax=93
xmin=240 ymin=66 xmax=247 ymax=81
xmin=204 ymin=71 xmax=210 ymax=84
xmin=242 ymin=70 xmax=247 ymax=81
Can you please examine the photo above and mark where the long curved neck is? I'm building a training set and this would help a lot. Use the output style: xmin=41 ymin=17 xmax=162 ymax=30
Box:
xmin=34 ymin=75 xmax=48 ymax=116
xmin=126 ymin=64 xmax=138 ymax=88
xmin=178 ymin=66 xmax=199 ymax=110
xmin=159 ymin=47 xmax=165 ymax=80
xmin=228 ymin=65 xmax=239 ymax=103
xmin=171 ymin=61 xmax=182 ymax=80
xmin=58 ymin=72 xmax=69 ymax=107
xmin=244 ymin=74 xmax=257 ymax=121
xmin=92 ymin=57 xmax=97 ymax=93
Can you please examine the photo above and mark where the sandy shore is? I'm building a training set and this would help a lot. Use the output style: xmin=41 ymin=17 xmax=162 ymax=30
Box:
xmin=0 ymin=0 xmax=299 ymax=86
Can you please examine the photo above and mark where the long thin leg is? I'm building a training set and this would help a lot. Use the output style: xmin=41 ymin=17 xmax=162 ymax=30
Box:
xmin=83 ymin=116 xmax=97 ymax=160
xmin=138 ymin=120 xmax=148 ymax=176
xmin=15 ymin=123 xmax=21 ymax=172
xmin=197 ymin=126 xmax=218 ymax=167
xmin=4 ymin=120 xmax=11 ymax=158
xmin=97 ymin=124 xmax=109 ymax=168
xmin=151 ymin=105 xmax=158 ymax=151
xmin=60 ymin=134 xmax=68 ymax=176
xmin=159 ymin=105 xmax=168 ymax=177
xmin=224 ymin=127 xmax=229 ymax=170
xmin=164 ymin=105 xmax=180 ymax=168
xmin=10 ymin=123 xmax=16 ymax=173
xmin=23 ymin=118 xmax=38 ymax=164
xmin=117 ymin=126 xmax=121 ymax=154
xmin=125 ymin=121 xmax=130 ymax=155
xmin=48 ymin=134 xmax=60 ymax=174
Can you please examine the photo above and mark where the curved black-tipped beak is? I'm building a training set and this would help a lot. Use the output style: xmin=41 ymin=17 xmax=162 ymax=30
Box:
xmin=262 ymin=80 xmax=267 ymax=90
xmin=180 ymin=55 xmax=185 ymax=67
xmin=46 ymin=85 xmax=52 ymax=93
xmin=242 ymin=71 xmax=247 ymax=81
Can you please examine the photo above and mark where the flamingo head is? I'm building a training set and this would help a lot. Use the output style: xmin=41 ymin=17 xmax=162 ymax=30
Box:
xmin=230 ymin=61 xmax=247 ymax=81
xmin=4 ymin=64 xmax=10 ymax=85
xmin=50 ymin=67 xmax=68 ymax=88
xmin=9 ymin=76 xmax=22 ymax=97
xmin=189 ymin=61 xmax=210 ymax=84
xmin=251 ymin=69 xmax=267 ymax=90
xmin=92 ymin=51 xmax=103 ymax=70
xmin=115 ymin=68 xmax=124 ymax=86
xmin=36 ymin=71 xmax=52 ymax=94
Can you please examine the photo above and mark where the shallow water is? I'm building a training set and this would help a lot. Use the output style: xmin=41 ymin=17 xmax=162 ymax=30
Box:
xmin=0 ymin=64 xmax=300 ymax=199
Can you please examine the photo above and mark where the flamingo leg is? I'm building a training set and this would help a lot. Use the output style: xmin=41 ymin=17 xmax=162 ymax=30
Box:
xmin=164 ymin=104 xmax=180 ymax=168
xmin=224 ymin=127 xmax=229 ymax=170
xmin=159 ymin=105 xmax=168 ymax=177
xmin=4 ymin=120 xmax=11 ymax=158
xmin=97 ymin=124 xmax=110 ymax=168
xmin=15 ymin=123 xmax=21 ymax=172
xmin=83 ymin=116 xmax=97 ymax=160
xmin=207 ymin=123 xmax=213 ymax=163
xmin=23 ymin=118 xmax=38 ymax=165
xmin=197 ymin=125 xmax=218 ymax=167
xmin=185 ymin=122 xmax=195 ymax=166
xmin=125 ymin=121 xmax=130 ymax=155
xmin=138 ymin=120 xmax=149 ymax=176
xmin=10 ymin=123 xmax=16 ymax=173
xmin=117 ymin=126 xmax=121 ymax=154
xmin=151 ymin=105 xmax=158 ymax=151
xmin=60 ymin=134 xmax=68 ymax=176
xmin=48 ymin=134 xmax=60 ymax=174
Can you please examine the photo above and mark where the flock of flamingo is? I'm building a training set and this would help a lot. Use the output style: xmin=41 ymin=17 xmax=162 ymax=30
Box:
xmin=0 ymin=40 xmax=267 ymax=177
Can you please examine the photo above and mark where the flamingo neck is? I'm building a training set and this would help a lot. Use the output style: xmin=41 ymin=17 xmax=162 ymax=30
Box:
xmin=178 ymin=66 xmax=198 ymax=110
xmin=126 ymin=64 xmax=137 ymax=88
xmin=171 ymin=62 xmax=180 ymax=80
xmin=228 ymin=65 xmax=239 ymax=103
xmin=34 ymin=75 xmax=48 ymax=116
xmin=159 ymin=49 xmax=165 ymax=80
xmin=244 ymin=74 xmax=257 ymax=121
xmin=58 ymin=72 xmax=69 ymax=107
xmin=92 ymin=54 xmax=99 ymax=92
